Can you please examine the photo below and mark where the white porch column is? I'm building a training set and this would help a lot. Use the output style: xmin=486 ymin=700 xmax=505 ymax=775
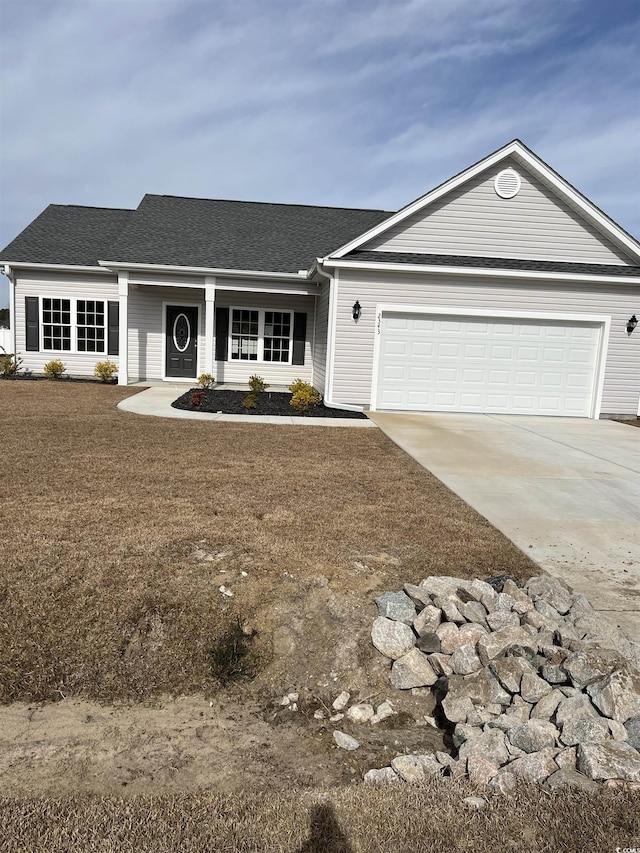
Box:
xmin=204 ymin=275 xmax=216 ymax=377
xmin=6 ymin=265 xmax=16 ymax=356
xmin=118 ymin=271 xmax=129 ymax=386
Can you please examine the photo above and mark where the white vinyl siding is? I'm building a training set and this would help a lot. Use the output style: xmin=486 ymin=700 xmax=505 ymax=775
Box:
xmin=14 ymin=269 xmax=118 ymax=376
xmin=364 ymin=157 xmax=634 ymax=265
xmin=126 ymin=285 xmax=314 ymax=385
xmin=332 ymin=268 xmax=640 ymax=417
xmin=312 ymin=281 xmax=330 ymax=395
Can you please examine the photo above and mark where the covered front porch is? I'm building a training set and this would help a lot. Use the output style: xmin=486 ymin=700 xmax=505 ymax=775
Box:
xmin=114 ymin=268 xmax=319 ymax=388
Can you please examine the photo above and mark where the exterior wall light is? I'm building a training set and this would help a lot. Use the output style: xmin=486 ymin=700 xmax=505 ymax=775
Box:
xmin=352 ymin=301 xmax=361 ymax=321
xmin=627 ymin=314 xmax=638 ymax=335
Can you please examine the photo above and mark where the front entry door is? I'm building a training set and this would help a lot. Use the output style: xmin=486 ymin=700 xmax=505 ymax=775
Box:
xmin=166 ymin=306 xmax=198 ymax=378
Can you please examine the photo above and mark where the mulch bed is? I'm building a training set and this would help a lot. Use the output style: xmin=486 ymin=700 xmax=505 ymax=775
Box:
xmin=171 ymin=388 xmax=367 ymax=418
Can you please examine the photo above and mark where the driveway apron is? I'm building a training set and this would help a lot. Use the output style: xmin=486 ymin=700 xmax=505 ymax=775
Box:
xmin=368 ymin=412 xmax=640 ymax=643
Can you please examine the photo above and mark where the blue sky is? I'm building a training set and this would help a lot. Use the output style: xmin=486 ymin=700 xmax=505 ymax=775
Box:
xmin=1 ymin=0 xmax=639 ymax=307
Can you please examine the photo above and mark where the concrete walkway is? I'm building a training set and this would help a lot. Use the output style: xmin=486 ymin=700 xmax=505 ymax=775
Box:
xmin=117 ymin=384 xmax=374 ymax=427
xmin=369 ymin=411 xmax=640 ymax=642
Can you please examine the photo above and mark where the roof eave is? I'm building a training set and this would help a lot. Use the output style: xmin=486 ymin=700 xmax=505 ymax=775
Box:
xmin=0 ymin=260 xmax=112 ymax=273
xmin=323 ymin=257 xmax=640 ymax=285
xmin=98 ymin=260 xmax=309 ymax=281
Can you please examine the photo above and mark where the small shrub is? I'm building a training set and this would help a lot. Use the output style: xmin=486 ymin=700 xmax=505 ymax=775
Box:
xmin=289 ymin=381 xmax=322 ymax=413
xmin=94 ymin=359 xmax=118 ymax=382
xmin=43 ymin=359 xmax=66 ymax=379
xmin=242 ymin=393 xmax=257 ymax=409
xmin=0 ymin=347 xmax=22 ymax=378
xmin=197 ymin=373 xmax=215 ymax=389
xmin=248 ymin=375 xmax=269 ymax=394
xmin=209 ymin=619 xmax=257 ymax=685
xmin=190 ymin=390 xmax=204 ymax=408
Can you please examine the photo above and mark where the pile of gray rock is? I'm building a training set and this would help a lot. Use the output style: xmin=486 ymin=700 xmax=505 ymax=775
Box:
xmin=368 ymin=574 xmax=640 ymax=790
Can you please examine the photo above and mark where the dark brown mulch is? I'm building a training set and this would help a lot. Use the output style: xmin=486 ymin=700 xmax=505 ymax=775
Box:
xmin=171 ymin=388 xmax=367 ymax=418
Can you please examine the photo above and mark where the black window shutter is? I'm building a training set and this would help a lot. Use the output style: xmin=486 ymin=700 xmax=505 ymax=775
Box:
xmin=25 ymin=296 xmax=39 ymax=351
xmin=107 ymin=301 xmax=119 ymax=356
xmin=292 ymin=312 xmax=307 ymax=366
xmin=215 ymin=306 xmax=229 ymax=361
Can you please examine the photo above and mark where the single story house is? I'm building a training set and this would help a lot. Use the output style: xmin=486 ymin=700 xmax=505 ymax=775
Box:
xmin=2 ymin=139 xmax=639 ymax=418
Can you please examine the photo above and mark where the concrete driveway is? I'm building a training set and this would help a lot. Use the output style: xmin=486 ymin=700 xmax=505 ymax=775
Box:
xmin=369 ymin=412 xmax=640 ymax=642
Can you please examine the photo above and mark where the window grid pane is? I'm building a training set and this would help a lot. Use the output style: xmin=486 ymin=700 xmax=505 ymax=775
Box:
xmin=77 ymin=299 xmax=105 ymax=353
xmin=43 ymin=298 xmax=72 ymax=351
xmin=231 ymin=309 xmax=259 ymax=361
xmin=264 ymin=311 xmax=291 ymax=363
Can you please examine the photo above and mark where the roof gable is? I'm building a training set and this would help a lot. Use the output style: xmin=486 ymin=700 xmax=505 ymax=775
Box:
xmin=328 ymin=140 xmax=640 ymax=264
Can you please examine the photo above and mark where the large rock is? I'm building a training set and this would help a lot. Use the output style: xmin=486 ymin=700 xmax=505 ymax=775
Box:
xmin=371 ymin=617 xmax=415 ymax=660
xmin=450 ymin=644 xmax=482 ymax=675
xmin=467 ymin=755 xmax=500 ymax=785
xmin=508 ymin=720 xmax=559 ymax=753
xmin=375 ymin=591 xmax=416 ymax=624
xmin=413 ymin=605 xmax=442 ymax=636
xmin=477 ymin=626 xmax=532 ymax=665
xmin=540 ymin=663 xmax=568 ymax=684
xmin=416 ymin=632 xmax=442 ymax=654
xmin=434 ymin=597 xmax=466 ymax=624
xmin=577 ymin=741 xmax=640 ymax=782
xmin=531 ymin=688 xmax=564 ymax=721
xmin=559 ymin=716 xmax=611 ymax=747
xmin=403 ymin=583 xmax=433 ymax=609
xmin=364 ymin=766 xmax=401 ymax=785
xmin=624 ymin=716 xmax=640 ymax=750
xmin=490 ymin=656 xmax=535 ymax=694
xmin=446 ymin=669 xmax=511 ymax=708
xmin=486 ymin=611 xmax=520 ymax=631
xmin=458 ymin=728 xmax=510 ymax=766
xmin=545 ymin=768 xmax=599 ymax=793
xmin=458 ymin=600 xmax=488 ymax=626
xmin=508 ymin=749 xmax=558 ymax=783
xmin=441 ymin=694 xmax=474 ymax=724
xmin=586 ymin=670 xmax=640 ymax=723
xmin=555 ymin=693 xmax=600 ymax=726
xmin=520 ymin=672 xmax=552 ymax=704
xmin=333 ymin=731 xmax=360 ymax=750
xmin=525 ymin=576 xmax=572 ymax=615
xmin=390 ymin=648 xmax=437 ymax=689
xmin=420 ymin=576 xmax=471 ymax=598
xmin=391 ymin=753 xmax=441 ymax=782
xmin=563 ymin=649 xmax=623 ymax=688
xmin=428 ymin=652 xmax=453 ymax=677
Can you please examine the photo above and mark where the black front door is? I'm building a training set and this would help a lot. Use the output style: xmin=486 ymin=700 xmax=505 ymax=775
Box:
xmin=166 ymin=306 xmax=198 ymax=378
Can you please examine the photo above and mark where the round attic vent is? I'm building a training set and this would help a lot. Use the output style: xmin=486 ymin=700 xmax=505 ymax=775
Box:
xmin=494 ymin=168 xmax=521 ymax=199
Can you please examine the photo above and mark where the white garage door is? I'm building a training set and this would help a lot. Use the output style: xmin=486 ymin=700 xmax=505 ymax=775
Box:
xmin=376 ymin=312 xmax=601 ymax=416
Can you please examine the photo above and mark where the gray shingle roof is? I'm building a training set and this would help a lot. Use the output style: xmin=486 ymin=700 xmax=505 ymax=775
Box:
xmin=105 ymin=195 xmax=393 ymax=272
xmin=346 ymin=250 xmax=640 ymax=277
xmin=0 ymin=205 xmax=134 ymax=266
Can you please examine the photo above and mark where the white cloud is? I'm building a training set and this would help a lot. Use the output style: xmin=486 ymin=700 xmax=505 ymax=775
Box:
xmin=1 ymin=0 xmax=638 ymax=306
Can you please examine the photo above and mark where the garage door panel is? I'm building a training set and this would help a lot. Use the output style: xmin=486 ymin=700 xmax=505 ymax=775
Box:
xmin=377 ymin=313 xmax=600 ymax=417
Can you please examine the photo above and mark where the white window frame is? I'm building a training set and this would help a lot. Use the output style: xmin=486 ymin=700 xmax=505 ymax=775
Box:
xmin=40 ymin=296 xmax=107 ymax=355
xmin=229 ymin=306 xmax=293 ymax=365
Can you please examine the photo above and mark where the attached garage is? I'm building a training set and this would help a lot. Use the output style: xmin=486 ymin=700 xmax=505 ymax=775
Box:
xmin=374 ymin=309 xmax=606 ymax=417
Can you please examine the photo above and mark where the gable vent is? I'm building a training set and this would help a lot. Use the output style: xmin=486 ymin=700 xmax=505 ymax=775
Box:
xmin=494 ymin=168 xmax=521 ymax=199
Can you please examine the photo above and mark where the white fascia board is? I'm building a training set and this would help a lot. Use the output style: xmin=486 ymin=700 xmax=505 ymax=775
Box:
xmin=327 ymin=140 xmax=640 ymax=261
xmin=99 ymin=260 xmax=307 ymax=282
xmin=0 ymin=261 xmax=112 ymax=273
xmin=323 ymin=258 xmax=640 ymax=285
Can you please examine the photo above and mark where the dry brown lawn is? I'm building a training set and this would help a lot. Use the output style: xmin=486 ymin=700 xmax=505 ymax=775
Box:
xmin=0 ymin=381 xmax=536 ymax=704
xmin=2 ymin=783 xmax=639 ymax=852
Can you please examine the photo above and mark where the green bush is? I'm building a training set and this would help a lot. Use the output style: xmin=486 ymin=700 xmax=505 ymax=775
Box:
xmin=197 ymin=373 xmax=215 ymax=389
xmin=94 ymin=359 xmax=118 ymax=382
xmin=289 ymin=381 xmax=322 ymax=413
xmin=43 ymin=359 xmax=66 ymax=379
xmin=248 ymin=375 xmax=269 ymax=394
xmin=242 ymin=393 xmax=257 ymax=409
xmin=0 ymin=347 xmax=22 ymax=378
